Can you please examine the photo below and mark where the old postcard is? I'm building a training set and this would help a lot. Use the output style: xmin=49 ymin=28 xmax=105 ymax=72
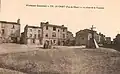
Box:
xmin=0 ymin=0 xmax=120 ymax=74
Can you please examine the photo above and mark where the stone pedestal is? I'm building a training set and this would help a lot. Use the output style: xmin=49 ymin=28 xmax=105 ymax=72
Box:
xmin=86 ymin=38 xmax=99 ymax=48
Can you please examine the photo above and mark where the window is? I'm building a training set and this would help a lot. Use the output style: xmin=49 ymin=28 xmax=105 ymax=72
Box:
xmin=63 ymin=34 xmax=65 ymax=38
xmin=38 ymin=30 xmax=40 ymax=33
xmin=30 ymin=34 xmax=32 ymax=38
xmin=1 ymin=24 xmax=5 ymax=28
xmin=51 ymin=40 xmax=52 ymax=44
xmin=53 ymin=40 xmax=56 ymax=43
xmin=38 ymin=34 xmax=40 ymax=38
xmin=46 ymin=26 xmax=48 ymax=30
xmin=58 ymin=29 xmax=59 ymax=32
xmin=1 ymin=29 xmax=5 ymax=35
xmin=34 ymin=34 xmax=37 ymax=38
xmin=45 ymin=33 xmax=48 ymax=37
xmin=82 ymin=38 xmax=84 ymax=40
xmin=30 ymin=29 xmax=32 ymax=32
xmin=53 ymin=27 xmax=56 ymax=31
xmin=52 ymin=32 xmax=56 ymax=37
xmin=63 ymin=29 xmax=65 ymax=32
xmin=33 ymin=39 xmax=35 ymax=43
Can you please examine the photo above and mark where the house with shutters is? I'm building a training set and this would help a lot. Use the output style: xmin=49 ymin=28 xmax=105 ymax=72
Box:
xmin=40 ymin=22 xmax=68 ymax=46
xmin=21 ymin=25 xmax=42 ymax=45
xmin=0 ymin=19 xmax=20 ymax=43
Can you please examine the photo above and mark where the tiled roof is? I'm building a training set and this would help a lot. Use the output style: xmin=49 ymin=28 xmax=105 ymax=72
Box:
xmin=76 ymin=29 xmax=98 ymax=35
xmin=41 ymin=22 xmax=67 ymax=29
xmin=0 ymin=21 xmax=20 ymax=25
xmin=67 ymin=31 xmax=72 ymax=33
xmin=26 ymin=25 xmax=41 ymax=29
xmin=44 ymin=24 xmax=67 ymax=29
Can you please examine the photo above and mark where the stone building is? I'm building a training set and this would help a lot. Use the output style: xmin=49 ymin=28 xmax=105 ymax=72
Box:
xmin=0 ymin=19 xmax=20 ymax=43
xmin=66 ymin=31 xmax=75 ymax=46
xmin=21 ymin=25 xmax=42 ymax=45
xmin=113 ymin=34 xmax=120 ymax=45
xmin=113 ymin=34 xmax=120 ymax=50
xmin=40 ymin=22 xmax=68 ymax=46
xmin=105 ymin=37 xmax=111 ymax=44
xmin=75 ymin=29 xmax=90 ymax=46
xmin=67 ymin=31 xmax=74 ymax=39
xmin=75 ymin=29 xmax=100 ymax=46
xmin=98 ymin=33 xmax=106 ymax=45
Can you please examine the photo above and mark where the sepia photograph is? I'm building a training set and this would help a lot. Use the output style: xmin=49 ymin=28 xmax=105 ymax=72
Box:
xmin=0 ymin=0 xmax=120 ymax=74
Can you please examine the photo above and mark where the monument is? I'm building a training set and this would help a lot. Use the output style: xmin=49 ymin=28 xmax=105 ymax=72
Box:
xmin=86 ymin=25 xmax=99 ymax=48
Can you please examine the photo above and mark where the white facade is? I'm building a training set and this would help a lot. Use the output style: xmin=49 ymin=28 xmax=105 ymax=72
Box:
xmin=21 ymin=22 xmax=68 ymax=46
xmin=23 ymin=25 xmax=42 ymax=45
xmin=0 ymin=19 xmax=20 ymax=43
xmin=41 ymin=22 xmax=67 ymax=46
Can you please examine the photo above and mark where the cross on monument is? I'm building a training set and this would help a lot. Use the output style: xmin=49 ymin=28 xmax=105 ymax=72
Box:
xmin=88 ymin=25 xmax=99 ymax=48
xmin=91 ymin=25 xmax=96 ymax=31
xmin=90 ymin=25 xmax=96 ymax=39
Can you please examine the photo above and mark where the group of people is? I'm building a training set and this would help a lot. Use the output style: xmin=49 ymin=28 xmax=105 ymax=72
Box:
xmin=43 ymin=40 xmax=52 ymax=49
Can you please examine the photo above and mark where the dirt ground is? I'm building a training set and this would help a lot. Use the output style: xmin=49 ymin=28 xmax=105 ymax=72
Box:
xmin=0 ymin=68 xmax=26 ymax=74
xmin=0 ymin=43 xmax=120 ymax=74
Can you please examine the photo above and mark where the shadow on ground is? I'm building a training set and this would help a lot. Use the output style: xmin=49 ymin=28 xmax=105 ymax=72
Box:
xmin=103 ymin=44 xmax=120 ymax=52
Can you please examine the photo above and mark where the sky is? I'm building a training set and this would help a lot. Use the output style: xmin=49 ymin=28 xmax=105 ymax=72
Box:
xmin=0 ymin=0 xmax=120 ymax=40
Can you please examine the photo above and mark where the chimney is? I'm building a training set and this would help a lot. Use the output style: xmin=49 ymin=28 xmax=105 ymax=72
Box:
xmin=46 ymin=22 xmax=49 ymax=24
xmin=62 ymin=25 xmax=64 ymax=27
xmin=40 ymin=22 xmax=43 ymax=27
xmin=26 ymin=24 xmax=28 ymax=28
xmin=17 ymin=19 xmax=20 ymax=24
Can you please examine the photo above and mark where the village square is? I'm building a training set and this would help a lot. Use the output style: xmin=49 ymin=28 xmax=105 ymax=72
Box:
xmin=0 ymin=19 xmax=119 ymax=74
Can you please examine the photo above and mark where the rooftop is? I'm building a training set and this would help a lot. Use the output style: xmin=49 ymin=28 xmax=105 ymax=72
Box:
xmin=41 ymin=22 xmax=67 ymax=29
xmin=26 ymin=25 xmax=41 ymax=29
xmin=67 ymin=31 xmax=73 ymax=34
xmin=0 ymin=21 xmax=20 ymax=25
